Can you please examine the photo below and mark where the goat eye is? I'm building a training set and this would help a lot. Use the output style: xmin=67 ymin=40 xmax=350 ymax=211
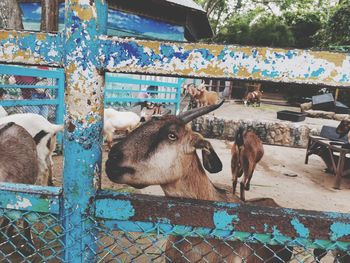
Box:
xmin=168 ymin=133 xmax=177 ymax=141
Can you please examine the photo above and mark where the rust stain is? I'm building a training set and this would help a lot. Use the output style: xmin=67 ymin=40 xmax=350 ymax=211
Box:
xmin=312 ymin=51 xmax=345 ymax=67
xmin=238 ymin=67 xmax=251 ymax=78
xmin=0 ymin=31 xmax=10 ymax=39
xmin=36 ymin=33 xmax=46 ymax=41
xmin=257 ymin=47 xmax=267 ymax=58
xmin=197 ymin=63 xmax=224 ymax=76
xmin=138 ymin=41 xmax=161 ymax=54
xmin=72 ymin=6 xmax=94 ymax=21
xmin=330 ymin=70 xmax=338 ymax=77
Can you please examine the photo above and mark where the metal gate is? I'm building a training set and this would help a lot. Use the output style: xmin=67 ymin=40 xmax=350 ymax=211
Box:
xmin=0 ymin=64 xmax=65 ymax=148
xmin=0 ymin=1 xmax=349 ymax=262
xmin=105 ymin=73 xmax=184 ymax=114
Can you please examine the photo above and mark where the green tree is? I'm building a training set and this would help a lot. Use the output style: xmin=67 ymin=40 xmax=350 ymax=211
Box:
xmin=250 ymin=15 xmax=294 ymax=47
xmin=284 ymin=11 xmax=323 ymax=48
xmin=315 ymin=1 xmax=350 ymax=47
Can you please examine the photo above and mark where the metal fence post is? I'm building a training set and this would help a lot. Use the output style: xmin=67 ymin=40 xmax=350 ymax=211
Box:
xmin=176 ymin=78 xmax=184 ymax=114
xmin=63 ymin=0 xmax=107 ymax=261
xmin=56 ymin=69 xmax=65 ymax=149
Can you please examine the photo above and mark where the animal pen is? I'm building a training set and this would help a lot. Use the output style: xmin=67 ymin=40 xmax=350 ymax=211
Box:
xmin=0 ymin=0 xmax=349 ymax=262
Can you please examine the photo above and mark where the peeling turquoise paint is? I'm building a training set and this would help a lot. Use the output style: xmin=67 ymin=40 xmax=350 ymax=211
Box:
xmin=291 ymin=218 xmax=309 ymax=238
xmin=213 ymin=210 xmax=239 ymax=231
xmin=264 ymin=223 xmax=268 ymax=232
xmin=96 ymin=199 xmax=135 ymax=220
xmin=331 ymin=222 xmax=350 ymax=240
xmin=0 ymin=185 xmax=60 ymax=214
xmin=101 ymin=37 xmax=350 ymax=87
xmin=311 ymin=68 xmax=325 ymax=78
xmin=272 ymin=225 xmax=282 ymax=237
xmin=0 ymin=31 xmax=62 ymax=65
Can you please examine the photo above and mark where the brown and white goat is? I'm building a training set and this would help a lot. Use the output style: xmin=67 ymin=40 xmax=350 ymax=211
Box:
xmin=0 ymin=113 xmax=63 ymax=186
xmin=231 ymin=128 xmax=264 ymax=199
xmin=336 ymin=119 xmax=350 ymax=146
xmin=184 ymin=82 xmax=219 ymax=108
xmin=0 ymin=122 xmax=38 ymax=251
xmin=0 ymin=122 xmax=38 ymax=184
xmin=243 ymin=90 xmax=262 ymax=107
xmin=195 ymin=81 xmax=219 ymax=107
xmin=106 ymin=102 xmax=292 ymax=263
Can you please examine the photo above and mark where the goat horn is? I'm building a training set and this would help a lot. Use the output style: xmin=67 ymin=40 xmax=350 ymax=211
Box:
xmin=178 ymin=100 xmax=225 ymax=123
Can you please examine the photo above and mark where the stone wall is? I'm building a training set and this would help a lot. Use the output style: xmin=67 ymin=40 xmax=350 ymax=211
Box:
xmin=193 ymin=117 xmax=320 ymax=148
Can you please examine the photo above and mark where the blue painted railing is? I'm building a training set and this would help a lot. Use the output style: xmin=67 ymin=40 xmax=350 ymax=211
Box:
xmin=0 ymin=64 xmax=65 ymax=147
xmin=105 ymin=73 xmax=184 ymax=114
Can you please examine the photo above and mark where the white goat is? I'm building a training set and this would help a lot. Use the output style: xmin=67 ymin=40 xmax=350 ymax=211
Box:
xmin=0 ymin=113 xmax=63 ymax=186
xmin=0 ymin=107 xmax=7 ymax=118
xmin=104 ymin=108 xmax=141 ymax=149
xmin=106 ymin=102 xmax=292 ymax=263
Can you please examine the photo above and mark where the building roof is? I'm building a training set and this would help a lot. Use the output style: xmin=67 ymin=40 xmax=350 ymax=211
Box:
xmin=165 ymin=0 xmax=205 ymax=12
xmin=20 ymin=0 xmax=213 ymax=41
xmin=109 ymin=0 xmax=213 ymax=41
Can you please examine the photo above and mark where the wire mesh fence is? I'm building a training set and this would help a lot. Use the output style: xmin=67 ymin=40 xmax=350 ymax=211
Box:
xmin=0 ymin=73 xmax=61 ymax=123
xmin=0 ymin=208 xmax=64 ymax=263
xmin=91 ymin=219 xmax=350 ymax=263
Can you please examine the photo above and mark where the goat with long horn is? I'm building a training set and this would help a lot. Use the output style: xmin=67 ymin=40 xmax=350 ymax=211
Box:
xmin=106 ymin=100 xmax=292 ymax=262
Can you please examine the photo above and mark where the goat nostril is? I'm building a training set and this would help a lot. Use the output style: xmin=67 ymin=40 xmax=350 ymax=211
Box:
xmin=108 ymin=147 xmax=124 ymax=162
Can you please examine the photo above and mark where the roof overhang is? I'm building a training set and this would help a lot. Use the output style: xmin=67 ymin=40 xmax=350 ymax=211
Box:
xmin=108 ymin=0 xmax=213 ymax=41
xmin=20 ymin=0 xmax=213 ymax=41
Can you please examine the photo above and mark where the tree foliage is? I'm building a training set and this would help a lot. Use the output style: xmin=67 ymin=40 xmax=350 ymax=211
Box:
xmin=315 ymin=1 xmax=350 ymax=47
xmin=195 ymin=0 xmax=349 ymax=49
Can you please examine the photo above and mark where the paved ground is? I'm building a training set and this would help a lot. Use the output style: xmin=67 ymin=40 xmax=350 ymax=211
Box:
xmin=205 ymin=100 xmax=341 ymax=130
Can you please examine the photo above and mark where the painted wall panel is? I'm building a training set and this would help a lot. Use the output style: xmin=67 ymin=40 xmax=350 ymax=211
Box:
xmin=101 ymin=37 xmax=350 ymax=87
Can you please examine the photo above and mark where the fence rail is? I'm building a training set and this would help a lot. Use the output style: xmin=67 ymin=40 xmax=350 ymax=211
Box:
xmin=0 ymin=64 xmax=65 ymax=147
xmin=105 ymin=73 xmax=184 ymax=114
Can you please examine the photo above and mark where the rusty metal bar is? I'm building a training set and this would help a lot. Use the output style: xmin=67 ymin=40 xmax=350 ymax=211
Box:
xmin=96 ymin=190 xmax=350 ymax=245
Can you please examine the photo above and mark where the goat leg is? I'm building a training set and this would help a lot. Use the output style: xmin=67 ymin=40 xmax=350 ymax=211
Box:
xmin=240 ymin=182 xmax=245 ymax=201
xmin=244 ymin=163 xmax=257 ymax=191
xmin=232 ymin=179 xmax=238 ymax=195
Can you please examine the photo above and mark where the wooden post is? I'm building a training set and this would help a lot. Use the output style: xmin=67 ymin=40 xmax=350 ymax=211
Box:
xmin=41 ymin=0 xmax=59 ymax=32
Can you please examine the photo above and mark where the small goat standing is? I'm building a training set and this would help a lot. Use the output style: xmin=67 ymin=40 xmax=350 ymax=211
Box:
xmin=243 ymin=90 xmax=262 ymax=106
xmin=231 ymin=128 xmax=264 ymax=198
xmin=106 ymin=102 xmax=291 ymax=263
xmin=184 ymin=82 xmax=219 ymax=108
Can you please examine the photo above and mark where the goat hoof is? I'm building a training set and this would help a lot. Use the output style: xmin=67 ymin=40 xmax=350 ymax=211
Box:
xmin=244 ymin=184 xmax=250 ymax=191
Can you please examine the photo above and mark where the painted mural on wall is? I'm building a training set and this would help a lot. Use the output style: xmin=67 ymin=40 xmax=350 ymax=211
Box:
xmin=20 ymin=3 xmax=185 ymax=41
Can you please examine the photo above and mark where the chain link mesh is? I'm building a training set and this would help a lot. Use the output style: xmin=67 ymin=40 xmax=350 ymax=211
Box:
xmin=0 ymin=208 xmax=64 ymax=262
xmin=88 ymin=219 xmax=350 ymax=263
xmin=0 ymin=74 xmax=59 ymax=123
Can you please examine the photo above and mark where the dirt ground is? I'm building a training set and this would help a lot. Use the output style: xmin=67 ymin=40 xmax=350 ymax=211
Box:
xmin=52 ymin=102 xmax=350 ymax=213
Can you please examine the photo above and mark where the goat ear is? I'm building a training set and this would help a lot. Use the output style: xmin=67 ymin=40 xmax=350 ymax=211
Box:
xmin=194 ymin=139 xmax=222 ymax=173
